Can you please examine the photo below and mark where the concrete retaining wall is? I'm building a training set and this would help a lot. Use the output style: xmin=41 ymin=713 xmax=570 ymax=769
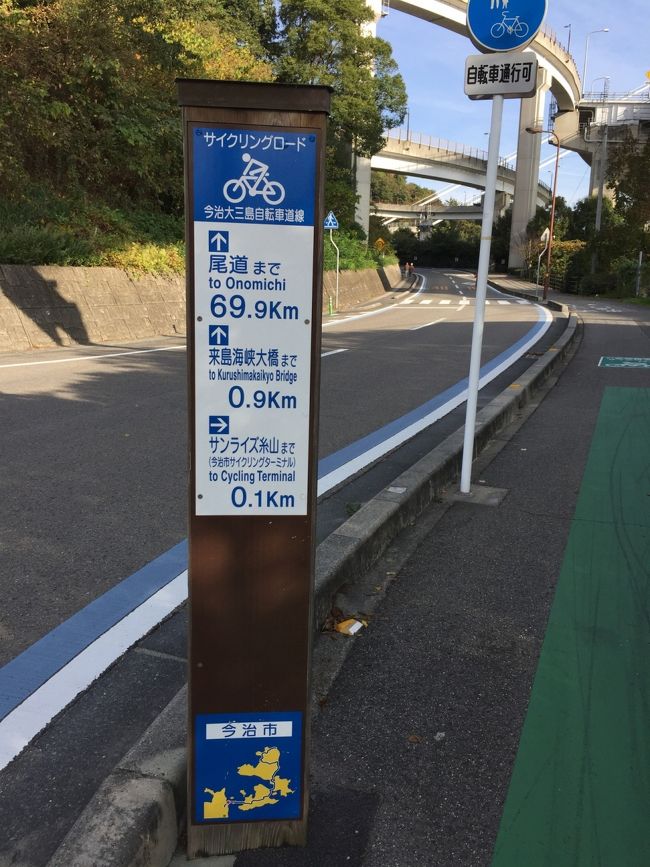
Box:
xmin=0 ymin=263 xmax=401 ymax=352
xmin=0 ymin=265 xmax=186 ymax=351
xmin=322 ymin=263 xmax=402 ymax=312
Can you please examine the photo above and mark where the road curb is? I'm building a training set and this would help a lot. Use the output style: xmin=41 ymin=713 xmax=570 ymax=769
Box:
xmin=48 ymin=302 xmax=578 ymax=867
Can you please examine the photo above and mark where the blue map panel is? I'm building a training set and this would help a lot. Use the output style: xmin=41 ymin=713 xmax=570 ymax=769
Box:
xmin=194 ymin=711 xmax=303 ymax=823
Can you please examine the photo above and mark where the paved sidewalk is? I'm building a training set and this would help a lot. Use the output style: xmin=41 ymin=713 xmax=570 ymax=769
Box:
xmin=229 ymin=290 xmax=650 ymax=866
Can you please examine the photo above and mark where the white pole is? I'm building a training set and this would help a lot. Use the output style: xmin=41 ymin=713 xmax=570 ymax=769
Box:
xmin=329 ymin=228 xmax=340 ymax=310
xmin=536 ymin=244 xmax=547 ymax=289
xmin=460 ymin=94 xmax=504 ymax=494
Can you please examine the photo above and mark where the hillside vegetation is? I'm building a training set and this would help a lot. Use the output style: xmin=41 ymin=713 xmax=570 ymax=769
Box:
xmin=0 ymin=0 xmax=406 ymax=272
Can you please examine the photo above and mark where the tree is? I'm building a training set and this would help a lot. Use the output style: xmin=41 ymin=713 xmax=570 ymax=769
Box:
xmin=0 ymin=0 xmax=273 ymax=208
xmin=221 ymin=0 xmax=277 ymax=55
xmin=491 ymin=206 xmax=511 ymax=268
xmin=391 ymin=227 xmax=420 ymax=264
xmin=274 ymin=0 xmax=407 ymax=227
xmin=568 ymin=196 xmax=620 ymax=242
xmin=526 ymin=197 xmax=571 ymax=243
xmin=607 ymin=130 xmax=650 ymax=232
xmin=371 ymin=171 xmax=433 ymax=204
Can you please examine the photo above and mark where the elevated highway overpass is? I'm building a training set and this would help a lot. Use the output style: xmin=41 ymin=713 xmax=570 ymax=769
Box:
xmin=371 ymin=134 xmax=552 ymax=208
xmin=373 ymin=201 xmax=484 ymax=222
xmin=554 ymin=82 xmax=650 ymax=199
xmin=357 ymin=0 xmax=583 ymax=268
xmin=389 ymin=0 xmax=581 ymax=110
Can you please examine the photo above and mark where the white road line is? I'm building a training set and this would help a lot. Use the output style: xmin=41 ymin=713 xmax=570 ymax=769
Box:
xmin=400 ymin=298 xmax=416 ymax=305
xmin=0 ymin=345 xmax=186 ymax=369
xmin=497 ymin=300 xmax=511 ymax=305
xmin=317 ymin=305 xmax=554 ymax=495
xmin=486 ymin=282 xmax=533 ymax=306
xmin=409 ymin=317 xmax=447 ymax=332
xmin=0 ymin=572 xmax=188 ymax=771
xmin=419 ymin=300 xmax=433 ymax=305
xmin=323 ymin=273 xmax=428 ymax=328
xmin=321 ymin=348 xmax=348 ymax=358
xmin=439 ymin=300 xmax=452 ymax=305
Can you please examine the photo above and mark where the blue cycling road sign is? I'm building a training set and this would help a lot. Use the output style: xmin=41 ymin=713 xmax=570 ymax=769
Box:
xmin=193 ymin=129 xmax=316 ymax=226
xmin=191 ymin=125 xmax=318 ymax=517
xmin=467 ymin=0 xmax=547 ymax=53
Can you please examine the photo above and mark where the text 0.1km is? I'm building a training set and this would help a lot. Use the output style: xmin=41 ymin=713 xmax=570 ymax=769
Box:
xmin=230 ymin=488 xmax=296 ymax=509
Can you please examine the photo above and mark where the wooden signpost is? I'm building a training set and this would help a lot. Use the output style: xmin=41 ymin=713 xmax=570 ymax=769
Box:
xmin=177 ymin=79 xmax=330 ymax=857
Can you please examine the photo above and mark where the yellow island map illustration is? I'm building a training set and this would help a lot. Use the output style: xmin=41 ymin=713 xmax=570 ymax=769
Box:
xmin=204 ymin=745 xmax=294 ymax=819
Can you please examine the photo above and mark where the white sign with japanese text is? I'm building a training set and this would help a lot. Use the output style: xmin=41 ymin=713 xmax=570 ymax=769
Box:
xmin=464 ymin=52 xmax=538 ymax=99
xmin=192 ymin=127 xmax=317 ymax=516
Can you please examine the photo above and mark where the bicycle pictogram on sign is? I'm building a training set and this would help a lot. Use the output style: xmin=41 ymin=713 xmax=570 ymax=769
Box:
xmin=490 ymin=11 xmax=529 ymax=38
xmin=223 ymin=154 xmax=286 ymax=205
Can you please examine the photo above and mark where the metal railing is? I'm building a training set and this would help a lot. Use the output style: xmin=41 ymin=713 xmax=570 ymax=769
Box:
xmin=581 ymin=90 xmax=650 ymax=102
xmin=536 ymin=23 xmax=581 ymax=84
xmin=386 ymin=132 xmax=516 ymax=171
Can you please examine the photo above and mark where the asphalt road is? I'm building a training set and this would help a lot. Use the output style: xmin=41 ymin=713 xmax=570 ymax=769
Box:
xmin=0 ymin=269 xmax=541 ymax=667
xmin=0 ymin=270 xmax=563 ymax=866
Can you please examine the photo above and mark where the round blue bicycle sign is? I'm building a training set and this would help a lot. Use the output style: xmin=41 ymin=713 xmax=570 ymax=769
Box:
xmin=467 ymin=0 xmax=547 ymax=53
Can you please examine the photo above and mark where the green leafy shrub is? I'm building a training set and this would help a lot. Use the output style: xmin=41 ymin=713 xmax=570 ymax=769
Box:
xmin=323 ymin=229 xmax=396 ymax=271
xmin=0 ymin=188 xmax=185 ymax=271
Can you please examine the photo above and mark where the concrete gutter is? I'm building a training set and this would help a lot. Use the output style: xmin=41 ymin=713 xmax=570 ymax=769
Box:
xmin=48 ymin=292 xmax=578 ymax=867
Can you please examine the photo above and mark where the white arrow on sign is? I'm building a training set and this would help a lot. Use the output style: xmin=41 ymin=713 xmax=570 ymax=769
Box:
xmin=209 ymin=231 xmax=229 ymax=251
xmin=209 ymin=416 xmax=230 ymax=434
xmin=210 ymin=325 xmax=229 ymax=346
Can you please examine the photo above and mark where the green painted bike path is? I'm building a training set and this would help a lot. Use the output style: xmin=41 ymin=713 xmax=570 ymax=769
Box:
xmin=491 ymin=387 xmax=650 ymax=866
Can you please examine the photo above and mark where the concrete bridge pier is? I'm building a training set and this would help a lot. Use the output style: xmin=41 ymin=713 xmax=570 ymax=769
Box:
xmin=508 ymin=69 xmax=549 ymax=271
xmin=356 ymin=154 xmax=372 ymax=237
xmin=355 ymin=0 xmax=382 ymax=238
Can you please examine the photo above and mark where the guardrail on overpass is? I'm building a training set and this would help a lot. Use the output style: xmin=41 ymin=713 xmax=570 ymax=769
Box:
xmin=372 ymin=136 xmax=552 ymax=206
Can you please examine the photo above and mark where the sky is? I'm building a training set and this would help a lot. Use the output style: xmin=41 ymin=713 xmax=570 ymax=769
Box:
xmin=376 ymin=0 xmax=648 ymax=205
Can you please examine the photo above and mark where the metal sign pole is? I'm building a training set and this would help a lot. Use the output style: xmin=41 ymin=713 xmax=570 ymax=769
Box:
xmin=462 ymin=0 xmax=546 ymax=493
xmin=177 ymin=79 xmax=330 ymax=858
xmin=460 ymin=94 xmax=504 ymax=494
xmin=329 ymin=228 xmax=340 ymax=310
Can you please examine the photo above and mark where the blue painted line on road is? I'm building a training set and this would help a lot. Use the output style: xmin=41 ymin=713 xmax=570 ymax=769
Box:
xmin=317 ymin=377 xmax=467 ymax=478
xmin=478 ymin=312 xmax=548 ymax=378
xmin=0 ymin=541 xmax=187 ymax=722
xmin=318 ymin=309 xmax=548 ymax=478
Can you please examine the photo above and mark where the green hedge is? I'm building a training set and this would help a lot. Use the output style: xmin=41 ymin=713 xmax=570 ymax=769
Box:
xmin=0 ymin=190 xmax=184 ymax=273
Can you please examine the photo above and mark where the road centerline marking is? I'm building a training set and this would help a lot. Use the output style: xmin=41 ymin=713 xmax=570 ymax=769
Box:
xmin=409 ymin=317 xmax=447 ymax=332
xmin=0 ymin=345 xmax=186 ymax=369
